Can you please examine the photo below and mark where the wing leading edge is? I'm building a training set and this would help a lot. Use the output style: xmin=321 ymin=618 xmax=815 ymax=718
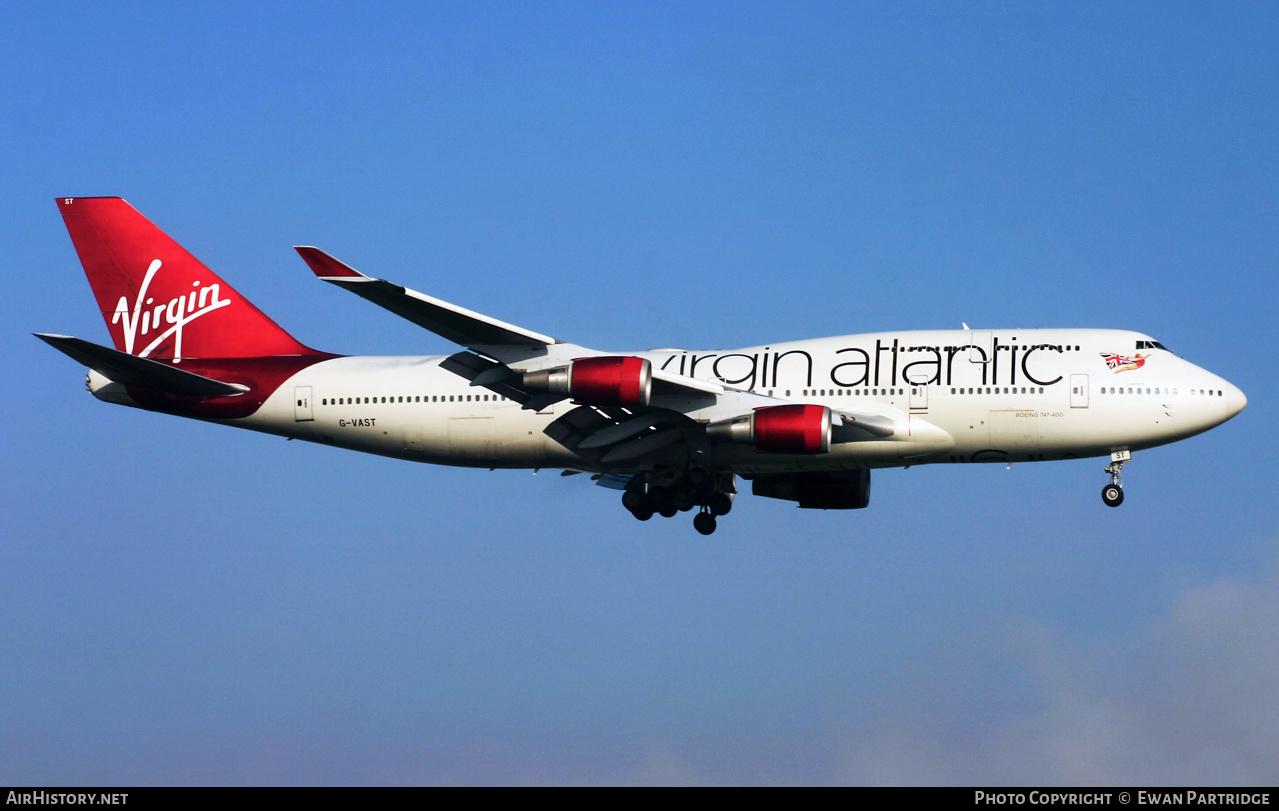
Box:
xmin=294 ymin=246 xmax=557 ymax=351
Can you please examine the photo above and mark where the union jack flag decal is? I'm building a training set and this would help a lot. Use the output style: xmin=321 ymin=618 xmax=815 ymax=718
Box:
xmin=1101 ymin=352 xmax=1148 ymax=373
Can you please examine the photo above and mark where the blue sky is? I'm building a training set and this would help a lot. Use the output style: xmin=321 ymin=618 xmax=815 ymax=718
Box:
xmin=2 ymin=1 xmax=1277 ymax=785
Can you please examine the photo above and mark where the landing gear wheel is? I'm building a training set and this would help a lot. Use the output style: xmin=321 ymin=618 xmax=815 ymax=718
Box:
xmin=693 ymin=511 xmax=717 ymax=535
xmin=648 ymin=487 xmax=678 ymax=518
xmin=1102 ymin=484 xmax=1124 ymax=507
xmin=708 ymin=491 xmax=733 ymax=516
xmin=631 ymin=505 xmax=654 ymax=521
xmin=672 ymin=489 xmax=697 ymax=512
xmin=622 ymin=490 xmax=646 ymax=512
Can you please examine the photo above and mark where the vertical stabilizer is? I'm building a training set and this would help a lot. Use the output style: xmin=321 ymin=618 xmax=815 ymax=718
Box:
xmin=56 ymin=197 xmax=320 ymax=360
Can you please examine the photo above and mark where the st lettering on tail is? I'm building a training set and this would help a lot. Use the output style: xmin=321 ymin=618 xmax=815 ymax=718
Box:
xmin=41 ymin=197 xmax=1246 ymax=534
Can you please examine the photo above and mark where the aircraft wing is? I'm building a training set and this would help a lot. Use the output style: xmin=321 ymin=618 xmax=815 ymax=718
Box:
xmin=294 ymin=247 xmax=557 ymax=351
xmin=295 ymin=247 xmax=899 ymax=465
xmin=296 ymin=246 xmax=731 ymax=405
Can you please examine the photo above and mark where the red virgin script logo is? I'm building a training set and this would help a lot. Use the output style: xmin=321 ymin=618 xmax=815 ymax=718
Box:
xmin=111 ymin=259 xmax=231 ymax=361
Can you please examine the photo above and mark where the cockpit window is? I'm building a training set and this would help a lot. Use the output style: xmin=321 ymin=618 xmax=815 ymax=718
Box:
xmin=1136 ymin=340 xmax=1168 ymax=351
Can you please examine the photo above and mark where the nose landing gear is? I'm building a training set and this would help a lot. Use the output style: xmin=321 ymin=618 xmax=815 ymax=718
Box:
xmin=1102 ymin=481 xmax=1124 ymax=507
xmin=1101 ymin=450 xmax=1131 ymax=507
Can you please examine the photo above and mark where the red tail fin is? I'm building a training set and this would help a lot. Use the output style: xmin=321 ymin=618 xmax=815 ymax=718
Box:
xmin=57 ymin=197 xmax=320 ymax=360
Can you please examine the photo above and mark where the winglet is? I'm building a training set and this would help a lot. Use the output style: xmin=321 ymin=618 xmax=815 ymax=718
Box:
xmin=294 ymin=246 xmax=368 ymax=279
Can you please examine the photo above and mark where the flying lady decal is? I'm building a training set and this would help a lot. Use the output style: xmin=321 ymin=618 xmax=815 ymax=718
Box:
xmin=1100 ymin=352 xmax=1148 ymax=373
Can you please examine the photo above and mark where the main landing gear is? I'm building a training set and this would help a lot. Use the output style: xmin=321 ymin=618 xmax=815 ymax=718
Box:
xmin=623 ymin=468 xmax=734 ymax=534
xmin=1101 ymin=450 xmax=1131 ymax=508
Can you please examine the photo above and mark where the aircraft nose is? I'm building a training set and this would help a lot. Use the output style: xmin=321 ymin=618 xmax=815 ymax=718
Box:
xmin=1223 ymin=381 xmax=1247 ymax=420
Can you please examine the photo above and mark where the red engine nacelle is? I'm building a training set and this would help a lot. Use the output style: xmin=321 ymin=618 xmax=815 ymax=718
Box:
xmin=569 ymin=356 xmax=652 ymax=406
xmin=706 ymin=403 xmax=831 ymax=454
xmin=753 ymin=404 xmax=832 ymax=453
xmin=522 ymin=356 xmax=652 ymax=406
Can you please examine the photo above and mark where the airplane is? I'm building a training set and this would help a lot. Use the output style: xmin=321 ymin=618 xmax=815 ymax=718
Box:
xmin=39 ymin=197 xmax=1247 ymax=535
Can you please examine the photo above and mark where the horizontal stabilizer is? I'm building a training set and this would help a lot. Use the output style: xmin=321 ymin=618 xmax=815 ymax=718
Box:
xmin=294 ymin=247 xmax=556 ymax=349
xmin=35 ymin=334 xmax=250 ymax=397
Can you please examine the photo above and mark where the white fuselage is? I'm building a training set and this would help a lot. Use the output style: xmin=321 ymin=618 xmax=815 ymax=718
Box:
xmin=112 ymin=328 xmax=1244 ymax=473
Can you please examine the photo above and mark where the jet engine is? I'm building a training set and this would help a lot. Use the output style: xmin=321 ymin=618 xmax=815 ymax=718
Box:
xmin=705 ymin=404 xmax=832 ymax=454
xmin=522 ymin=356 xmax=652 ymax=406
